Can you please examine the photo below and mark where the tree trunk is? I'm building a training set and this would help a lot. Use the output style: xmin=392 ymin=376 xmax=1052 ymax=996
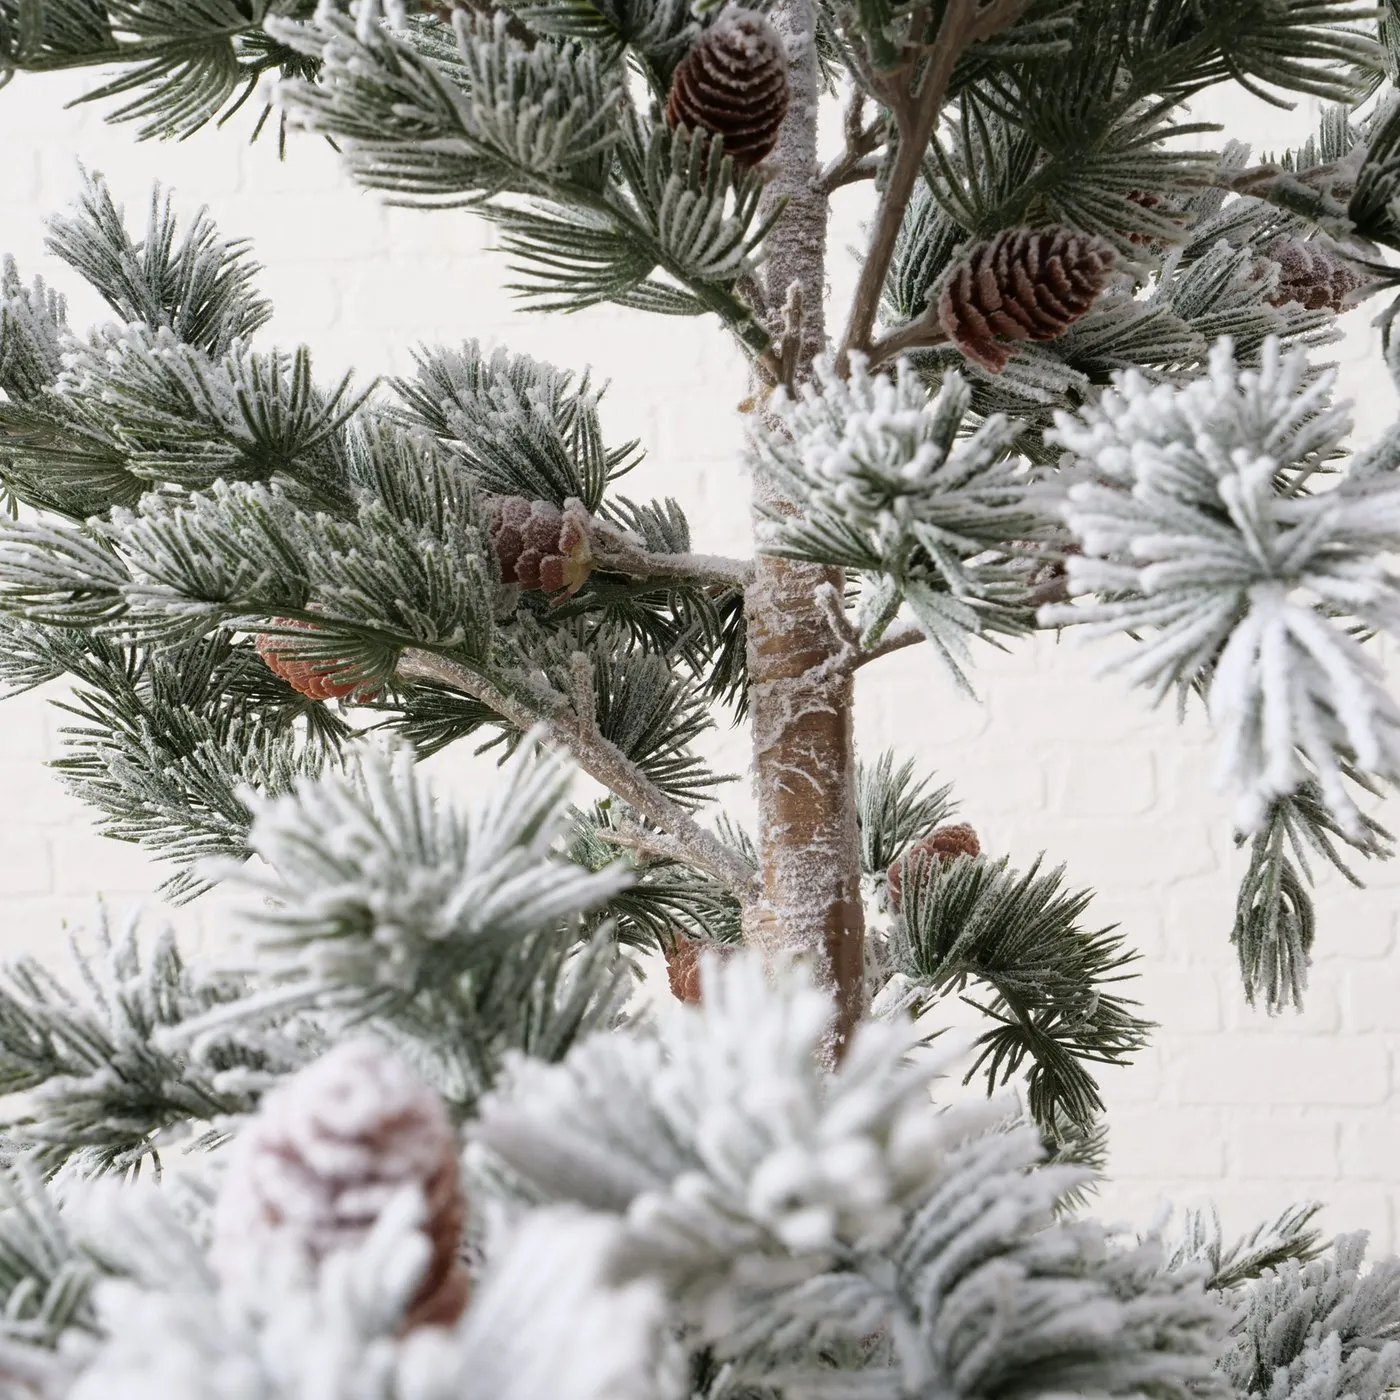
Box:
xmin=744 ymin=0 xmax=865 ymax=1052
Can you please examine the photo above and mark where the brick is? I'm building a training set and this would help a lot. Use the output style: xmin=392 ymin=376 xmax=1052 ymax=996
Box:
xmin=1199 ymin=1187 xmax=1391 ymax=1256
xmin=51 ymin=831 xmax=163 ymax=899
xmin=1341 ymin=967 xmax=1400 ymax=1032
xmin=0 ymin=830 xmax=53 ymax=896
xmin=1140 ymin=967 xmax=1223 ymax=1034
xmin=1097 ymin=1045 xmax=1162 ymax=1108
xmin=1051 ymin=750 xmax=1157 ymax=817
xmin=1312 ymin=902 xmax=1397 ymax=963
xmin=953 ymin=762 xmax=1048 ymax=821
xmin=1107 ymin=1108 xmax=1226 ymax=1179
xmin=0 ymin=763 xmax=86 ymax=826
xmin=868 ymin=678 xmax=993 ymax=744
xmin=1229 ymin=1114 xmax=1340 ymax=1180
xmin=0 ymin=690 xmax=52 ymax=761
xmin=979 ymin=675 xmax=1160 ymax=746
xmin=1171 ymin=1036 xmax=1390 ymax=1107
xmin=1312 ymin=1189 xmax=1395 ymax=1255
xmin=258 ymin=268 xmax=343 ymax=336
xmin=1053 ymin=818 xmax=1220 ymax=888
xmin=1218 ymin=976 xmax=1342 ymax=1036
xmin=1343 ymin=1117 xmax=1400 ymax=1179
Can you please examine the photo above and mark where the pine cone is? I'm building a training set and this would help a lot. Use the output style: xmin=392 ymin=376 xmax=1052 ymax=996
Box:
xmin=887 ymin=822 xmax=981 ymax=913
xmin=490 ymin=496 xmax=594 ymax=598
xmin=938 ymin=227 xmax=1117 ymax=374
xmin=1263 ymin=235 xmax=1362 ymax=313
xmin=213 ymin=1041 xmax=470 ymax=1332
xmin=426 ymin=0 xmax=535 ymax=43
xmin=256 ymin=620 xmax=380 ymax=702
xmin=665 ymin=938 xmax=735 ymax=1004
xmin=665 ymin=9 xmax=789 ymax=169
xmin=1122 ymin=190 xmax=1176 ymax=247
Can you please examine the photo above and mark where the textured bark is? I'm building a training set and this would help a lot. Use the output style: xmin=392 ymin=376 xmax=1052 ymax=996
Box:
xmin=745 ymin=0 xmax=865 ymax=1052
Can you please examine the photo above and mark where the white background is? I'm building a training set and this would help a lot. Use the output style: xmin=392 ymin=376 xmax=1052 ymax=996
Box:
xmin=0 ymin=58 xmax=1397 ymax=1249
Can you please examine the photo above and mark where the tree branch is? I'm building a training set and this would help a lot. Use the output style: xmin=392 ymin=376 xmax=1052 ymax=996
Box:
xmin=817 ymin=89 xmax=887 ymax=195
xmin=589 ymin=520 xmax=754 ymax=590
xmin=852 ymin=620 xmax=926 ymax=668
xmin=866 ymin=310 xmax=949 ymax=368
xmin=823 ymin=154 xmax=884 ymax=192
xmin=593 ymin=821 xmax=720 ymax=870
xmin=396 ymin=649 xmax=758 ymax=896
xmin=815 ymin=583 xmax=927 ymax=672
xmin=836 ymin=0 xmax=1036 ymax=373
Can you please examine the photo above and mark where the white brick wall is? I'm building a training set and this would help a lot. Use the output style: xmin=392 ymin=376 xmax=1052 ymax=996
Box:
xmin=1 ymin=67 xmax=1398 ymax=1251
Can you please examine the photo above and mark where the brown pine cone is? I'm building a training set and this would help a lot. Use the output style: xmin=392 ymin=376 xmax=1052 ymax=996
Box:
xmin=665 ymin=938 xmax=735 ymax=1004
xmin=1122 ymin=190 xmax=1176 ymax=247
xmin=1263 ymin=235 xmax=1362 ymax=313
xmin=887 ymin=822 xmax=981 ymax=913
xmin=938 ymin=227 xmax=1117 ymax=374
xmin=665 ymin=9 xmax=789 ymax=169
xmin=213 ymin=1041 xmax=470 ymax=1333
xmin=256 ymin=620 xmax=380 ymax=703
xmin=490 ymin=496 xmax=594 ymax=598
xmin=426 ymin=0 xmax=535 ymax=43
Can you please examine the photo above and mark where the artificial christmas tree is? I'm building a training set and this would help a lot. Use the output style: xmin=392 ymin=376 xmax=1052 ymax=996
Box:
xmin=0 ymin=0 xmax=1397 ymax=1395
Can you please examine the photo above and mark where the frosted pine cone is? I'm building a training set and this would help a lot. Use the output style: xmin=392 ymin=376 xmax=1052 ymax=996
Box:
xmin=1122 ymin=190 xmax=1177 ymax=247
xmin=887 ymin=822 xmax=981 ymax=912
xmin=666 ymin=9 xmax=789 ymax=169
xmin=256 ymin=620 xmax=379 ymax=702
xmin=490 ymin=496 xmax=594 ymax=598
xmin=665 ymin=938 xmax=735 ymax=1004
xmin=938 ymin=227 xmax=1117 ymax=373
xmin=1263 ymin=235 xmax=1362 ymax=313
xmin=213 ymin=1041 xmax=470 ymax=1332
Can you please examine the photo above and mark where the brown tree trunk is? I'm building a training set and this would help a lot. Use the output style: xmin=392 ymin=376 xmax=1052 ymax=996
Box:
xmin=744 ymin=0 xmax=865 ymax=1052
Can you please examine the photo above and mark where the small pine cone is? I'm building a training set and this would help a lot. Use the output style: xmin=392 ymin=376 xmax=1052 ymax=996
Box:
xmin=887 ymin=823 xmax=981 ymax=913
xmin=665 ymin=938 xmax=735 ymax=1004
xmin=490 ymin=496 xmax=594 ymax=597
xmin=256 ymin=620 xmax=379 ymax=702
xmin=665 ymin=9 xmax=790 ymax=169
xmin=1122 ymin=190 xmax=1174 ymax=247
xmin=938 ymin=227 xmax=1117 ymax=374
xmin=427 ymin=0 xmax=534 ymax=42
xmin=1263 ymin=235 xmax=1362 ymax=313
xmin=213 ymin=1041 xmax=470 ymax=1332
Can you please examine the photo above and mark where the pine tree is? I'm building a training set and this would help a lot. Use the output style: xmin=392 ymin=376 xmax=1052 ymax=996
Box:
xmin=0 ymin=0 xmax=1396 ymax=1394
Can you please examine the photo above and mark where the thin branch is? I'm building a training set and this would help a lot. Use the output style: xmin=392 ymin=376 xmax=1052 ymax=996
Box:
xmin=593 ymin=820 xmax=718 ymax=870
xmin=1217 ymin=147 xmax=1365 ymax=219
xmin=815 ymin=585 xmax=929 ymax=673
xmin=852 ymin=620 xmax=926 ymax=668
xmin=569 ymin=649 xmax=598 ymax=739
xmin=866 ymin=310 xmax=950 ymax=368
xmin=589 ymin=520 xmax=755 ymax=589
xmin=817 ymin=89 xmax=887 ymax=194
xmin=825 ymin=154 xmax=884 ymax=191
xmin=775 ymin=280 xmax=806 ymax=393
xmin=836 ymin=0 xmax=1036 ymax=373
xmin=396 ymin=648 xmax=758 ymax=896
